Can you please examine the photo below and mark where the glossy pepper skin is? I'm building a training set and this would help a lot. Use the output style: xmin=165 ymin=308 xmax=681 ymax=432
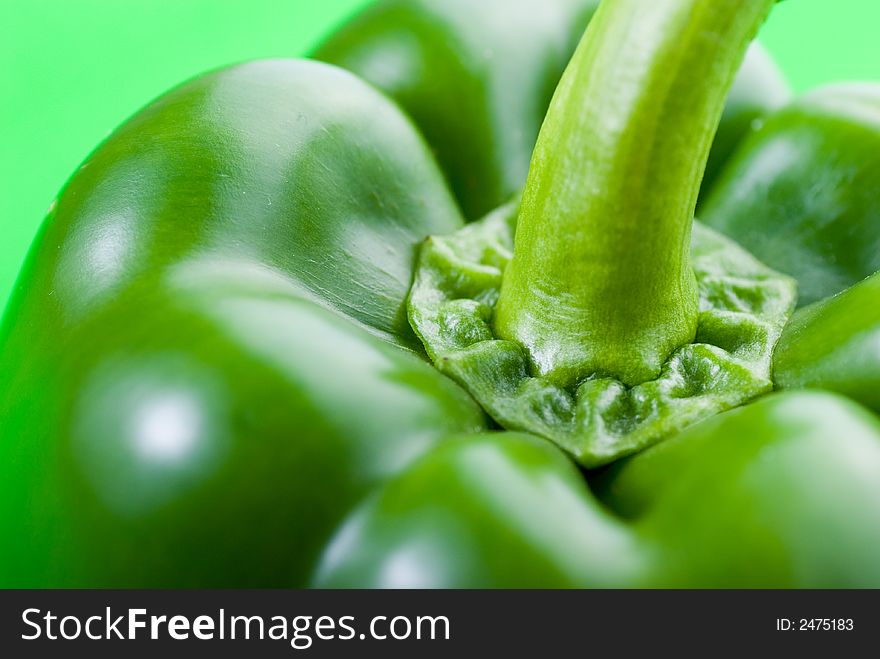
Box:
xmin=315 ymin=392 xmax=880 ymax=588
xmin=315 ymin=0 xmax=789 ymax=220
xmin=2 ymin=0 xmax=880 ymax=589
xmin=702 ymin=84 xmax=880 ymax=306
xmin=0 ymin=60 xmax=488 ymax=587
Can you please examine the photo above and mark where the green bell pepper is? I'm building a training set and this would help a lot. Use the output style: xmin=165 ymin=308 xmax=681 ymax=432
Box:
xmin=2 ymin=0 xmax=880 ymax=589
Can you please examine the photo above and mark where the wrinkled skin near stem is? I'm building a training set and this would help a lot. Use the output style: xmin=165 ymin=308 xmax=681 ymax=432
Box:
xmin=495 ymin=0 xmax=777 ymax=387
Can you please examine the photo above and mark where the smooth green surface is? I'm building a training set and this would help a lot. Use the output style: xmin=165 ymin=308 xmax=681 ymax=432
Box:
xmin=315 ymin=0 xmax=600 ymax=221
xmin=774 ymin=272 xmax=880 ymax=413
xmin=701 ymin=84 xmax=880 ymax=307
xmin=3 ymin=0 xmax=880 ymax=311
xmin=1 ymin=0 xmax=368 ymax=313
xmin=597 ymin=392 xmax=880 ymax=588
xmin=759 ymin=0 xmax=880 ymax=92
xmin=0 ymin=58 xmax=487 ymax=586
xmin=316 ymin=393 xmax=880 ymax=588
xmin=314 ymin=431 xmax=646 ymax=588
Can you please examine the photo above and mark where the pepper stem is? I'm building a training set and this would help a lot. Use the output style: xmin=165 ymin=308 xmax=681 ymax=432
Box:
xmin=495 ymin=0 xmax=776 ymax=387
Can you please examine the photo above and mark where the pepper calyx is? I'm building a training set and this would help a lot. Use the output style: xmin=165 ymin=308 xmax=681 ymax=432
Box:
xmin=408 ymin=202 xmax=796 ymax=467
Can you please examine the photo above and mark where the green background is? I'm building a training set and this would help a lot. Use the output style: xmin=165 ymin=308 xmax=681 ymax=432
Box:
xmin=2 ymin=0 xmax=879 ymax=312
